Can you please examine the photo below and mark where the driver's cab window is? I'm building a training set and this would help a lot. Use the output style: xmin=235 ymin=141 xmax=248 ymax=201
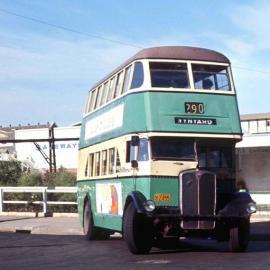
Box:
xmin=126 ymin=138 xmax=149 ymax=162
xmin=138 ymin=139 xmax=149 ymax=161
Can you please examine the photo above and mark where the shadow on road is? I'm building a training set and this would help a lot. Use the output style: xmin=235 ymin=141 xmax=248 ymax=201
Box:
xmin=0 ymin=217 xmax=35 ymax=223
xmin=251 ymin=221 xmax=270 ymax=241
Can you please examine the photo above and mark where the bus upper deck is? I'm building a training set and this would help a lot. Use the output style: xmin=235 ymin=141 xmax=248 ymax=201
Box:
xmin=80 ymin=46 xmax=241 ymax=149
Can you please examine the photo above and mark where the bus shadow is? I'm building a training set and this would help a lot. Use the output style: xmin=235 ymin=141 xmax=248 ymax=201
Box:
xmin=250 ymin=220 xmax=270 ymax=241
xmin=149 ymin=220 xmax=270 ymax=254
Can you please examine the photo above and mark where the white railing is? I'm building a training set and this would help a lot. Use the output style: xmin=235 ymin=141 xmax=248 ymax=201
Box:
xmin=0 ymin=186 xmax=77 ymax=214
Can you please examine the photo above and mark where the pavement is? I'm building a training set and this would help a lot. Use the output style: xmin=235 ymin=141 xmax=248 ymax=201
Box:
xmin=0 ymin=213 xmax=83 ymax=235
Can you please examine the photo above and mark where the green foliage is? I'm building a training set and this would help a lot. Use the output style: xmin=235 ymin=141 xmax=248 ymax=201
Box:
xmin=0 ymin=160 xmax=22 ymax=186
xmin=17 ymin=167 xmax=76 ymax=187
xmin=18 ymin=171 xmax=44 ymax=186
xmin=1 ymin=164 xmax=77 ymax=213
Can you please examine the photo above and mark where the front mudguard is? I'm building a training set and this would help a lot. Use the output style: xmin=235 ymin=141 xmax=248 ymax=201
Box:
xmin=218 ymin=191 xmax=256 ymax=219
xmin=124 ymin=191 xmax=148 ymax=214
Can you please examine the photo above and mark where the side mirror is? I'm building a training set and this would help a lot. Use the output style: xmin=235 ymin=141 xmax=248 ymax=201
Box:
xmin=131 ymin=135 xmax=140 ymax=146
xmin=131 ymin=160 xmax=138 ymax=168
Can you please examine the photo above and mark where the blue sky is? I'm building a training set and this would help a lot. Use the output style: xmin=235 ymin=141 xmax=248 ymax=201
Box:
xmin=0 ymin=0 xmax=270 ymax=127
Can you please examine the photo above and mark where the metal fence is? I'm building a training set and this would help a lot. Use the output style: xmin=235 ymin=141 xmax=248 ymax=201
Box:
xmin=0 ymin=186 xmax=77 ymax=214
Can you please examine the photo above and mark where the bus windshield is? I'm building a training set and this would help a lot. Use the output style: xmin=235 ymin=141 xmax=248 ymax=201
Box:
xmin=150 ymin=62 xmax=189 ymax=88
xmin=197 ymin=144 xmax=233 ymax=169
xmin=151 ymin=137 xmax=195 ymax=160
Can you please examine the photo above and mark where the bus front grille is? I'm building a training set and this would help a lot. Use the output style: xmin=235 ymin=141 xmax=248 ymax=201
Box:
xmin=180 ymin=170 xmax=216 ymax=230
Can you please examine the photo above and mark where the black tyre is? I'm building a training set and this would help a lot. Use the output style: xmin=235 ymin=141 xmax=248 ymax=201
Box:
xmin=123 ymin=203 xmax=153 ymax=254
xmin=229 ymin=218 xmax=250 ymax=252
xmin=83 ymin=201 xmax=110 ymax=240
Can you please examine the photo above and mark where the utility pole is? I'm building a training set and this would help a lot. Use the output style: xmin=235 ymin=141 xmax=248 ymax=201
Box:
xmin=49 ymin=123 xmax=57 ymax=173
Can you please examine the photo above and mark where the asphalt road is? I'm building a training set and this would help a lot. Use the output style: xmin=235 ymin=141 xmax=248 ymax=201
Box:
xmin=1 ymin=229 xmax=270 ymax=270
xmin=0 ymin=215 xmax=270 ymax=270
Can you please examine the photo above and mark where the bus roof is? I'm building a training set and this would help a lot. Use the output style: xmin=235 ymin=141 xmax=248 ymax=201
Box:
xmin=130 ymin=46 xmax=230 ymax=64
xmin=91 ymin=46 xmax=230 ymax=90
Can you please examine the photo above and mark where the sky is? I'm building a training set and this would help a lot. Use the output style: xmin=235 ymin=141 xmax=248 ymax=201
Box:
xmin=0 ymin=0 xmax=270 ymax=127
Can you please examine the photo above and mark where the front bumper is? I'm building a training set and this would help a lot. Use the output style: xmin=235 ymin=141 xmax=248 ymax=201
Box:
xmin=146 ymin=206 xmax=250 ymax=221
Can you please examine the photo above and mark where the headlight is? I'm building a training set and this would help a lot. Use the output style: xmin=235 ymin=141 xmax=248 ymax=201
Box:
xmin=144 ymin=200 xmax=156 ymax=212
xmin=247 ymin=202 xmax=257 ymax=214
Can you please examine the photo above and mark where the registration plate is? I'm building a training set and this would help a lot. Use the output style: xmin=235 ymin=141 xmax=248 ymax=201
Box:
xmin=154 ymin=193 xmax=171 ymax=202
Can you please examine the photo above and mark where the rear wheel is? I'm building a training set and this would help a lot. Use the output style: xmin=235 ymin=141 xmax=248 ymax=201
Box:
xmin=229 ymin=218 xmax=250 ymax=252
xmin=83 ymin=201 xmax=110 ymax=240
xmin=123 ymin=203 xmax=153 ymax=254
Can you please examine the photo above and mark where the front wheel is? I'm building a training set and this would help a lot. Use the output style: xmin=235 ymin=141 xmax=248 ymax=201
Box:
xmin=123 ymin=203 xmax=153 ymax=254
xmin=229 ymin=218 xmax=250 ymax=252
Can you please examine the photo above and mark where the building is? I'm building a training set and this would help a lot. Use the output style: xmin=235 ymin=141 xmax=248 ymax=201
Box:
xmin=15 ymin=125 xmax=80 ymax=173
xmin=0 ymin=128 xmax=16 ymax=160
xmin=0 ymin=123 xmax=80 ymax=173
xmin=237 ymin=113 xmax=270 ymax=207
xmin=0 ymin=123 xmax=50 ymax=162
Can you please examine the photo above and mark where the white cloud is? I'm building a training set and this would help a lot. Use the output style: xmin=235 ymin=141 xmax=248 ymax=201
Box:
xmin=230 ymin=0 xmax=270 ymax=50
xmin=0 ymin=34 xmax=138 ymax=84
xmin=198 ymin=1 xmax=270 ymax=115
xmin=0 ymin=32 xmax=139 ymax=126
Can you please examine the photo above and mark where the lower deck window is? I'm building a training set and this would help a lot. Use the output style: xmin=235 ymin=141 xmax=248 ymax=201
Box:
xmin=102 ymin=150 xmax=108 ymax=175
xmin=109 ymin=148 xmax=115 ymax=174
xmin=95 ymin=152 xmax=100 ymax=176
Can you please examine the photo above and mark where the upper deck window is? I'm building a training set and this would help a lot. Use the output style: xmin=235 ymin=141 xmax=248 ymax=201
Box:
xmin=89 ymin=89 xmax=97 ymax=112
xmin=150 ymin=62 xmax=189 ymax=88
xmin=94 ymin=86 xmax=103 ymax=109
xmin=130 ymin=62 xmax=144 ymax=89
xmin=122 ymin=65 xmax=132 ymax=94
xmin=192 ymin=64 xmax=230 ymax=91
xmin=100 ymin=81 xmax=109 ymax=106
xmin=114 ymin=71 xmax=124 ymax=98
xmin=106 ymin=76 xmax=116 ymax=102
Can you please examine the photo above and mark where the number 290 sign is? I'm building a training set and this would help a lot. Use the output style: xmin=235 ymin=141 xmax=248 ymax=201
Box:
xmin=185 ymin=102 xmax=205 ymax=114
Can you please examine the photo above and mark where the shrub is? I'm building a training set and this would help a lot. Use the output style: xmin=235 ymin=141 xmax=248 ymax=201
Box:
xmin=2 ymin=166 xmax=77 ymax=213
xmin=0 ymin=160 xmax=22 ymax=186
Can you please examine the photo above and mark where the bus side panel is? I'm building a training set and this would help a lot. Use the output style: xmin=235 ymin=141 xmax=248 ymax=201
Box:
xmin=77 ymin=178 xmax=135 ymax=232
xmin=77 ymin=181 xmax=96 ymax=226
xmin=136 ymin=177 xmax=179 ymax=207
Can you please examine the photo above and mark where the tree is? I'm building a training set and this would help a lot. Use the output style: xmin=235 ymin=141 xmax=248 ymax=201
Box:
xmin=0 ymin=160 xmax=22 ymax=186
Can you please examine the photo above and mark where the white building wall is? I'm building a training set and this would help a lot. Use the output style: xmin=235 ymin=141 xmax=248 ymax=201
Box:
xmin=236 ymin=132 xmax=270 ymax=207
xmin=15 ymin=126 xmax=80 ymax=171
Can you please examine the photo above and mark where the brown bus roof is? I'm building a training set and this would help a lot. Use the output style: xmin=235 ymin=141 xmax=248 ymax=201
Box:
xmin=91 ymin=46 xmax=230 ymax=90
xmin=129 ymin=46 xmax=230 ymax=63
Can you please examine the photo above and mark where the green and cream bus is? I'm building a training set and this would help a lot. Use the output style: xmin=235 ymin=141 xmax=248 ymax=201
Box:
xmin=77 ymin=46 xmax=256 ymax=254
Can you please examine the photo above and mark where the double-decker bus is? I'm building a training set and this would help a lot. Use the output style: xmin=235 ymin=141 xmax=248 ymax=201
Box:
xmin=77 ymin=46 xmax=256 ymax=254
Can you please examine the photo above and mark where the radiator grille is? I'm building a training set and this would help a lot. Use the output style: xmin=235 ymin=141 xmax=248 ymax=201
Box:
xmin=180 ymin=170 xmax=216 ymax=229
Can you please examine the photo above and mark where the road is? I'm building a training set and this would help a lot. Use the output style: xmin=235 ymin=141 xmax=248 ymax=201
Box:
xmin=0 ymin=215 xmax=270 ymax=270
xmin=1 ymin=232 xmax=270 ymax=270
